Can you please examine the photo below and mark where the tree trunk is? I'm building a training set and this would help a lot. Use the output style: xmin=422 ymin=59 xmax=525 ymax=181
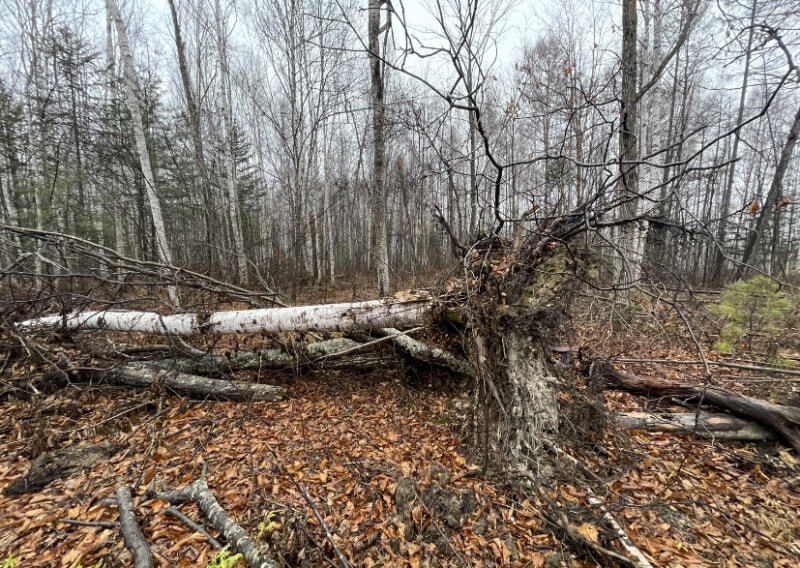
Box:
xmin=68 ymin=363 xmax=286 ymax=402
xmin=737 ymin=101 xmax=800 ymax=279
xmin=712 ymin=0 xmax=757 ymax=283
xmin=19 ymin=298 xmax=432 ymax=335
xmin=106 ymin=0 xmax=178 ymax=306
xmin=595 ymin=362 xmax=800 ymax=452
xmin=613 ymin=411 xmax=773 ymax=441
xmin=369 ymin=0 xmax=390 ymax=297
xmin=214 ymin=0 xmax=248 ymax=284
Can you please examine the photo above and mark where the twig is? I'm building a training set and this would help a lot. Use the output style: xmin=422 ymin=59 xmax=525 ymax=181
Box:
xmin=58 ymin=518 xmax=118 ymax=529
xmin=164 ymin=505 xmax=223 ymax=549
xmin=263 ymin=443 xmax=352 ymax=568
xmin=612 ymin=357 xmax=800 ymax=377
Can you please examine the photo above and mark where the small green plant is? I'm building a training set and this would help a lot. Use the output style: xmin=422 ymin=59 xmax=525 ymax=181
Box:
xmin=2 ymin=554 xmax=19 ymax=568
xmin=257 ymin=511 xmax=279 ymax=540
xmin=77 ymin=563 xmax=102 ymax=568
xmin=708 ymin=276 xmax=793 ymax=356
xmin=206 ymin=547 xmax=243 ymax=568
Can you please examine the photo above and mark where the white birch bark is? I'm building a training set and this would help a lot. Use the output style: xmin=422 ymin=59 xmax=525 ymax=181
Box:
xmin=106 ymin=0 xmax=179 ymax=306
xmin=213 ymin=0 xmax=248 ymax=284
xmin=19 ymin=299 xmax=432 ymax=336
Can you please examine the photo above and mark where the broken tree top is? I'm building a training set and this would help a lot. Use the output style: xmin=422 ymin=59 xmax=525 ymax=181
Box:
xmin=17 ymin=298 xmax=433 ymax=336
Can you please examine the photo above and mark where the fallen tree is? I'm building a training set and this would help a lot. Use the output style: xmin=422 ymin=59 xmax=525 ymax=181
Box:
xmin=18 ymin=298 xmax=431 ymax=335
xmin=595 ymin=362 xmax=800 ymax=451
xmin=613 ymin=412 xmax=774 ymax=441
xmin=59 ymin=364 xmax=286 ymax=401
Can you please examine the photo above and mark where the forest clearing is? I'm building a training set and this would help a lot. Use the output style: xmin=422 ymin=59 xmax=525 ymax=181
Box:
xmin=2 ymin=0 xmax=800 ymax=566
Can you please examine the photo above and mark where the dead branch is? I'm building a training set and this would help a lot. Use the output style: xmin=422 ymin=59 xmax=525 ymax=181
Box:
xmin=116 ymin=486 xmax=154 ymax=568
xmin=595 ymin=362 xmax=800 ymax=451
xmin=613 ymin=411 xmax=774 ymax=441
xmin=146 ymin=465 xmax=277 ymax=568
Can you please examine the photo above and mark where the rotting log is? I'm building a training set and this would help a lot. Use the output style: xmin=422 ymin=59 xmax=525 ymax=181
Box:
xmin=66 ymin=364 xmax=286 ymax=401
xmin=378 ymin=328 xmax=475 ymax=377
xmin=595 ymin=362 xmax=800 ymax=451
xmin=148 ymin=339 xmax=394 ymax=376
xmin=17 ymin=298 xmax=431 ymax=336
xmin=3 ymin=441 xmax=121 ymax=496
xmin=613 ymin=412 xmax=774 ymax=441
xmin=146 ymin=468 xmax=277 ymax=568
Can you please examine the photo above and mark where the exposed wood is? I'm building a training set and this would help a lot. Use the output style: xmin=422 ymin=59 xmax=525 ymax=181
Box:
xmin=116 ymin=486 xmax=154 ymax=568
xmin=3 ymin=441 xmax=121 ymax=496
xmin=146 ymin=468 xmax=277 ymax=568
xmin=595 ymin=362 xmax=800 ymax=451
xmin=614 ymin=412 xmax=773 ymax=441
xmin=67 ymin=364 xmax=286 ymax=401
xmin=18 ymin=298 xmax=431 ymax=336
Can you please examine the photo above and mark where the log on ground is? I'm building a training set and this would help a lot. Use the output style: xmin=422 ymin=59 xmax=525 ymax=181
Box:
xmin=18 ymin=298 xmax=431 ymax=336
xmin=595 ymin=362 xmax=800 ymax=451
xmin=69 ymin=364 xmax=286 ymax=401
xmin=613 ymin=412 xmax=774 ymax=441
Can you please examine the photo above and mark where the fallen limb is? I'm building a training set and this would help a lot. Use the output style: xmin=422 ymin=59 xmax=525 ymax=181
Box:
xmin=594 ymin=362 xmax=800 ymax=452
xmin=116 ymin=486 xmax=154 ymax=568
xmin=149 ymin=340 xmax=394 ymax=376
xmin=146 ymin=467 xmax=276 ymax=568
xmin=164 ymin=506 xmax=222 ymax=549
xmin=65 ymin=364 xmax=286 ymax=401
xmin=18 ymin=298 xmax=431 ymax=336
xmin=540 ymin=440 xmax=654 ymax=568
xmin=378 ymin=328 xmax=475 ymax=377
xmin=58 ymin=518 xmax=119 ymax=529
xmin=3 ymin=440 xmax=121 ymax=496
xmin=612 ymin=357 xmax=800 ymax=378
xmin=613 ymin=412 xmax=774 ymax=441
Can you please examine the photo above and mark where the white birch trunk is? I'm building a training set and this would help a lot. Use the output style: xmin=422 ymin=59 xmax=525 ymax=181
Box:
xmin=19 ymin=299 xmax=432 ymax=336
xmin=213 ymin=0 xmax=248 ymax=284
xmin=106 ymin=0 xmax=179 ymax=306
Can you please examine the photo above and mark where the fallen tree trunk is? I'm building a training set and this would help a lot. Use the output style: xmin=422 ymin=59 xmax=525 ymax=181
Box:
xmin=595 ymin=362 xmax=800 ymax=451
xmin=146 ymin=468 xmax=277 ymax=568
xmin=18 ymin=298 xmax=431 ymax=336
xmin=613 ymin=412 xmax=773 ymax=441
xmin=149 ymin=339 xmax=395 ymax=376
xmin=67 ymin=364 xmax=286 ymax=401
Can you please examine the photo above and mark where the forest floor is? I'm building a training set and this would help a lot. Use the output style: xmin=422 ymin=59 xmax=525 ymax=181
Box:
xmin=1 ymin=293 xmax=799 ymax=568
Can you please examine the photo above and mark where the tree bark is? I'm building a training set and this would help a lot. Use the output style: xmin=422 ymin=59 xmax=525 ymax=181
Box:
xmin=19 ymin=298 xmax=432 ymax=335
xmin=116 ymin=486 xmax=154 ymax=568
xmin=106 ymin=0 xmax=178 ymax=305
xmin=736 ymin=101 xmax=800 ymax=279
xmin=69 ymin=364 xmax=286 ymax=401
xmin=613 ymin=411 xmax=773 ymax=441
xmin=369 ymin=0 xmax=390 ymax=298
xmin=595 ymin=362 xmax=800 ymax=451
